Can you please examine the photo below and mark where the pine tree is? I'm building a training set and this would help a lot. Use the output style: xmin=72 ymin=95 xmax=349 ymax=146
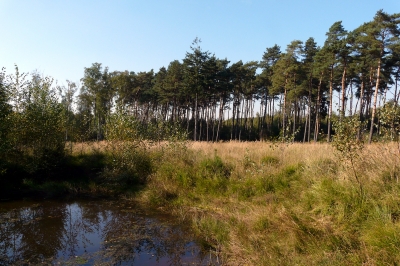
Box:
xmin=357 ymin=11 xmax=400 ymax=143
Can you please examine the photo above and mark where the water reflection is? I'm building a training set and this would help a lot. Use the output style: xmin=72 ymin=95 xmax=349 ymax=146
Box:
xmin=0 ymin=200 xmax=215 ymax=265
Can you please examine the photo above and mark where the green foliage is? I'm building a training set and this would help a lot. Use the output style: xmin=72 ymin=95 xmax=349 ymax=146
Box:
xmin=4 ymin=71 xmax=66 ymax=177
xmin=0 ymin=68 xmax=11 ymax=174
xmin=379 ymin=103 xmax=400 ymax=141
xmin=145 ymin=119 xmax=188 ymax=143
xmin=102 ymin=112 xmax=153 ymax=186
xmin=332 ymin=115 xmax=365 ymax=195
xmin=102 ymin=145 xmax=153 ymax=186
xmin=81 ymin=63 xmax=114 ymax=141
xmin=102 ymin=111 xmax=188 ymax=187
xmin=375 ymin=103 xmax=400 ymax=185
xmin=332 ymin=116 xmax=364 ymax=160
xmin=105 ymin=111 xmax=188 ymax=144
xmin=105 ymin=111 xmax=143 ymax=141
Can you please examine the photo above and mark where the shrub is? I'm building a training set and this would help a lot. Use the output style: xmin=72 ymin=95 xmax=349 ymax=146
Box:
xmin=5 ymin=72 xmax=66 ymax=179
xmin=332 ymin=115 xmax=365 ymax=195
xmin=102 ymin=143 xmax=153 ymax=186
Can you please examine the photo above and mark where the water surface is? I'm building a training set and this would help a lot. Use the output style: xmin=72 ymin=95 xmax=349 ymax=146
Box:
xmin=0 ymin=199 xmax=217 ymax=265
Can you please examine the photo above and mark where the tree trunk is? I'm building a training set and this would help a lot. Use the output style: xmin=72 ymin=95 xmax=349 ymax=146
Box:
xmin=282 ymin=77 xmax=288 ymax=139
xmin=216 ymin=96 xmax=224 ymax=142
xmin=369 ymin=58 xmax=382 ymax=144
xmin=303 ymin=110 xmax=308 ymax=143
xmin=341 ymin=63 xmax=347 ymax=116
xmin=231 ymin=99 xmax=236 ymax=140
xmin=327 ymin=65 xmax=334 ymax=142
xmin=349 ymin=81 xmax=353 ymax=116
xmin=314 ymin=73 xmax=323 ymax=142
xmin=394 ymin=71 xmax=399 ymax=107
xmin=194 ymin=93 xmax=198 ymax=141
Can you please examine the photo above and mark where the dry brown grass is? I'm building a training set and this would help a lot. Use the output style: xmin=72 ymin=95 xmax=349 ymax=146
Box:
xmin=70 ymin=141 xmax=109 ymax=155
xmin=67 ymin=140 xmax=400 ymax=264
xmin=190 ymin=141 xmax=333 ymax=162
xmin=139 ymin=141 xmax=400 ymax=265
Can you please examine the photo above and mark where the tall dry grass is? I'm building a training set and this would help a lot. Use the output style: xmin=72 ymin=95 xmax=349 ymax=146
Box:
xmin=65 ymin=140 xmax=400 ymax=264
xmin=138 ymin=141 xmax=400 ymax=265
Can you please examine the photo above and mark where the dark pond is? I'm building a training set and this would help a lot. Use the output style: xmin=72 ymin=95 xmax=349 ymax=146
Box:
xmin=0 ymin=199 xmax=218 ymax=265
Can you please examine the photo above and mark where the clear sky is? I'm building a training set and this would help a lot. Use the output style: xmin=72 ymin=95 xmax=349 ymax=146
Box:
xmin=1 ymin=0 xmax=399 ymax=87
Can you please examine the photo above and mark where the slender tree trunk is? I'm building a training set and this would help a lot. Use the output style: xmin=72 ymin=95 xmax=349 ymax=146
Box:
xmin=293 ymin=100 xmax=296 ymax=139
xmin=327 ymin=65 xmax=334 ymax=142
xmin=199 ymin=107 xmax=204 ymax=141
xmin=259 ymin=99 xmax=264 ymax=140
xmin=394 ymin=72 xmax=399 ymax=107
xmin=341 ymin=62 xmax=347 ymax=116
xmin=250 ymin=98 xmax=255 ymax=139
xmin=216 ymin=96 xmax=224 ymax=142
xmin=243 ymin=98 xmax=248 ymax=139
xmin=212 ymin=103 xmax=216 ymax=142
xmin=231 ymin=99 xmax=236 ymax=140
xmin=383 ymin=85 xmax=388 ymax=106
xmin=367 ymin=67 xmax=374 ymax=118
xmin=186 ymin=106 xmax=190 ymax=136
xmin=282 ymin=77 xmax=288 ymax=139
xmin=292 ymin=75 xmax=297 ymax=139
xmin=271 ymin=97 xmax=274 ymax=131
xmin=238 ymin=97 xmax=244 ymax=141
xmin=235 ymin=99 xmax=241 ymax=140
xmin=392 ymin=74 xmax=399 ymax=139
xmin=314 ymin=73 xmax=323 ymax=142
xmin=349 ymin=81 xmax=353 ymax=116
xmin=307 ymin=88 xmax=312 ymax=142
xmin=206 ymin=105 xmax=209 ymax=142
xmin=303 ymin=111 xmax=308 ymax=143
xmin=194 ymin=93 xmax=198 ymax=141
xmin=369 ymin=57 xmax=382 ymax=144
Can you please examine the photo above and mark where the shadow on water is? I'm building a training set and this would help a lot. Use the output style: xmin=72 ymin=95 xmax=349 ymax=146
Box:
xmin=0 ymin=200 xmax=219 ymax=265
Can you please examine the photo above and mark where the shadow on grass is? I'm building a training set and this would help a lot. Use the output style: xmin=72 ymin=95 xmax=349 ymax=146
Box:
xmin=0 ymin=152 xmax=149 ymax=200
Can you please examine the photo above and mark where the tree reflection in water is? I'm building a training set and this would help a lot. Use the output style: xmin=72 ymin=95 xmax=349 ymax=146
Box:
xmin=0 ymin=200 xmax=216 ymax=265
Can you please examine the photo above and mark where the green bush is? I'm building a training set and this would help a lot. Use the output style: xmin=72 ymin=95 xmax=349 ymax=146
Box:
xmin=102 ymin=144 xmax=153 ymax=186
xmin=0 ymin=69 xmax=11 ymax=175
xmin=4 ymin=72 xmax=66 ymax=179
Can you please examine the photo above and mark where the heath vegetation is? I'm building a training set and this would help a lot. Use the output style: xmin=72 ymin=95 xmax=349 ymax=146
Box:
xmin=1 ymin=9 xmax=400 ymax=265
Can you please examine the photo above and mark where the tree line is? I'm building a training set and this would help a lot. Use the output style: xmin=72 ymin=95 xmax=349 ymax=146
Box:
xmin=2 ymin=10 xmax=400 ymax=146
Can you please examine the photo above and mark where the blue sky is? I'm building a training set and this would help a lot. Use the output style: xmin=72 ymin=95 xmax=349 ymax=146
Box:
xmin=1 ymin=0 xmax=399 ymax=87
